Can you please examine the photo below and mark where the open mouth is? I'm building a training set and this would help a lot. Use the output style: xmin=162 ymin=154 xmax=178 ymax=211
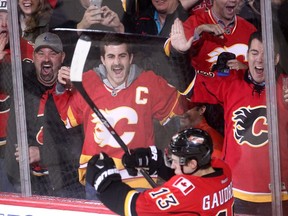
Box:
xmin=22 ymin=2 xmax=32 ymax=8
xmin=41 ymin=63 xmax=53 ymax=76
xmin=112 ymin=65 xmax=124 ymax=75
xmin=20 ymin=1 xmax=34 ymax=12
xmin=226 ymin=5 xmax=236 ymax=15
xmin=255 ymin=66 xmax=264 ymax=74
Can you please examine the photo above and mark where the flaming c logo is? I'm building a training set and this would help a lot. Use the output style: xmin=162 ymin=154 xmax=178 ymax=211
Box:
xmin=232 ymin=106 xmax=268 ymax=147
xmin=91 ymin=107 xmax=138 ymax=148
xmin=207 ymin=44 xmax=248 ymax=68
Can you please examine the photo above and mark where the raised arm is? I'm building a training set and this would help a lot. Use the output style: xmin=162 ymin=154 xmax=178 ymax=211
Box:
xmin=180 ymin=0 xmax=202 ymax=11
xmin=170 ymin=18 xmax=194 ymax=53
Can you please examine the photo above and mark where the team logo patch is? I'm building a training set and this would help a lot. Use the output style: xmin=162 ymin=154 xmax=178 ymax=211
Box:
xmin=91 ymin=107 xmax=137 ymax=147
xmin=173 ymin=177 xmax=195 ymax=195
xmin=207 ymin=44 xmax=248 ymax=68
xmin=232 ymin=105 xmax=268 ymax=147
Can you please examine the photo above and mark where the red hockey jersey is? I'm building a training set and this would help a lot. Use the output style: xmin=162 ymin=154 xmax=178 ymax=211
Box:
xmin=59 ymin=70 xmax=185 ymax=188
xmin=127 ymin=159 xmax=234 ymax=216
xmin=0 ymin=92 xmax=9 ymax=146
xmin=192 ymin=70 xmax=288 ymax=202
xmin=183 ymin=10 xmax=256 ymax=75
xmin=164 ymin=9 xmax=256 ymax=78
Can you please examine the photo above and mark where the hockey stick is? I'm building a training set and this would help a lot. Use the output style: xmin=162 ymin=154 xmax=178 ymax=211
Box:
xmin=70 ymin=34 xmax=157 ymax=188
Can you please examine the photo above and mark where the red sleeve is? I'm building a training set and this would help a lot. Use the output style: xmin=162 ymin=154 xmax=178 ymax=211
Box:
xmin=0 ymin=93 xmax=9 ymax=144
xmin=53 ymin=87 xmax=84 ymax=128
xmin=142 ymin=71 xmax=185 ymax=123
xmin=183 ymin=15 xmax=198 ymax=40
xmin=191 ymin=70 xmax=243 ymax=105
xmin=191 ymin=73 xmax=223 ymax=104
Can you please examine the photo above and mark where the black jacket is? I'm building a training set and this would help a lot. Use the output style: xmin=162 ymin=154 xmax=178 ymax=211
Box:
xmin=132 ymin=3 xmax=189 ymax=37
xmin=4 ymin=63 xmax=85 ymax=197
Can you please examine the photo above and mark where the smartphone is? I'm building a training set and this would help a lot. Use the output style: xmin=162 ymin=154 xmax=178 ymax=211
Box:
xmin=90 ymin=0 xmax=102 ymax=8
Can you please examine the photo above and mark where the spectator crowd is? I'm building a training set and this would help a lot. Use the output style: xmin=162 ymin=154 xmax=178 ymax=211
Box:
xmin=1 ymin=0 xmax=288 ymax=215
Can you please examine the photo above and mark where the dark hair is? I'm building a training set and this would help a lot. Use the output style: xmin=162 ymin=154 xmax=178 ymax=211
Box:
xmin=100 ymin=34 xmax=133 ymax=56
xmin=187 ymin=102 xmax=225 ymax=136
xmin=248 ymin=31 xmax=280 ymax=54
xmin=248 ymin=31 xmax=262 ymax=49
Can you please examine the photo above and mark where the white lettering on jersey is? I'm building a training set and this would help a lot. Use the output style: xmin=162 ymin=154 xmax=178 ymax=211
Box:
xmin=172 ymin=177 xmax=195 ymax=195
xmin=207 ymin=44 xmax=248 ymax=67
xmin=91 ymin=107 xmax=138 ymax=147
xmin=149 ymin=187 xmax=179 ymax=210
xmin=150 ymin=146 xmax=158 ymax=161
xmin=136 ymin=87 xmax=148 ymax=104
xmin=202 ymin=182 xmax=233 ymax=210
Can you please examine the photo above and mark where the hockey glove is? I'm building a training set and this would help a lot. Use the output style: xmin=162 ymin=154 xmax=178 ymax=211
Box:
xmin=86 ymin=152 xmax=121 ymax=193
xmin=122 ymin=146 xmax=162 ymax=175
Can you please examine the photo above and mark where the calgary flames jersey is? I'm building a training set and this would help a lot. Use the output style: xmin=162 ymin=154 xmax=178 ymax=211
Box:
xmin=192 ymin=70 xmax=288 ymax=202
xmin=164 ymin=9 xmax=256 ymax=78
xmin=183 ymin=10 xmax=256 ymax=75
xmin=105 ymin=158 xmax=233 ymax=216
xmin=59 ymin=70 xmax=185 ymax=187
xmin=0 ymin=92 xmax=9 ymax=146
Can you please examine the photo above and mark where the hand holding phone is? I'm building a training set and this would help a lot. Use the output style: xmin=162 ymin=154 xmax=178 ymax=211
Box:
xmin=90 ymin=0 xmax=102 ymax=8
xmin=90 ymin=0 xmax=102 ymax=19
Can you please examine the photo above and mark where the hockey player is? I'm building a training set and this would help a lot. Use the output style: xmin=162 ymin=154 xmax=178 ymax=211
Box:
xmin=179 ymin=102 xmax=224 ymax=159
xmin=86 ymin=128 xmax=234 ymax=216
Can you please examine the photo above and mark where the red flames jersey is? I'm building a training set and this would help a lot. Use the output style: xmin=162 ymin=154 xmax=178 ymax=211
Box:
xmin=58 ymin=70 xmax=185 ymax=187
xmin=0 ymin=39 xmax=33 ymax=147
xmin=183 ymin=10 xmax=256 ymax=75
xmin=128 ymin=159 xmax=234 ymax=216
xmin=0 ymin=92 xmax=10 ymax=146
xmin=20 ymin=38 xmax=34 ymax=63
xmin=192 ymin=71 xmax=288 ymax=202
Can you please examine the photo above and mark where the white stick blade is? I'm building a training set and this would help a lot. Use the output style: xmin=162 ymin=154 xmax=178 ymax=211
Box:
xmin=70 ymin=36 xmax=92 ymax=82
